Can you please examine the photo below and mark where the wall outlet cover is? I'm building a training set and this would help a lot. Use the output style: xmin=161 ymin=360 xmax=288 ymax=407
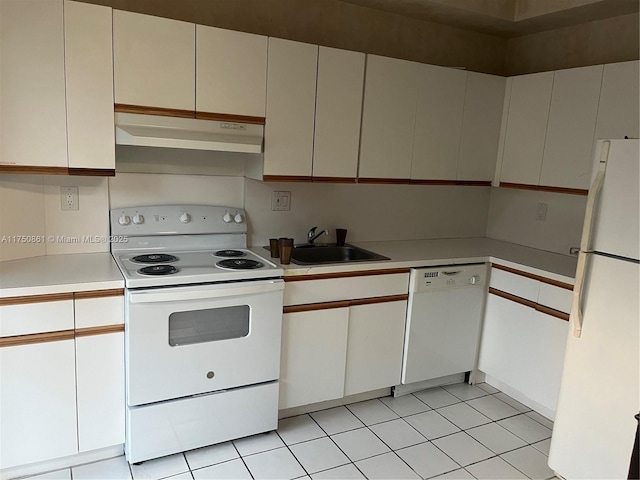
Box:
xmin=272 ymin=191 xmax=291 ymax=211
xmin=536 ymin=202 xmax=548 ymax=221
xmin=61 ymin=186 xmax=79 ymax=211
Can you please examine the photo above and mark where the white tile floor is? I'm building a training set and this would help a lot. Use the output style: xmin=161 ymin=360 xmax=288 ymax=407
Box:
xmin=26 ymin=383 xmax=557 ymax=480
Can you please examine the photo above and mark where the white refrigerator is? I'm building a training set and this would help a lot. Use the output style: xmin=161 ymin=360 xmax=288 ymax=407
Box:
xmin=549 ymin=139 xmax=639 ymax=479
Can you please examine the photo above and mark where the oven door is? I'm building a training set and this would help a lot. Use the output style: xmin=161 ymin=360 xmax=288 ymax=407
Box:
xmin=126 ymin=279 xmax=284 ymax=406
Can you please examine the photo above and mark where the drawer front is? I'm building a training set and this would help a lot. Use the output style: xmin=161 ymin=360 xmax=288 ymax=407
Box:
xmin=75 ymin=295 xmax=124 ymax=329
xmin=490 ymin=268 xmax=539 ymax=302
xmin=0 ymin=300 xmax=74 ymax=337
xmin=284 ymin=273 xmax=409 ymax=306
xmin=537 ymin=282 xmax=573 ymax=314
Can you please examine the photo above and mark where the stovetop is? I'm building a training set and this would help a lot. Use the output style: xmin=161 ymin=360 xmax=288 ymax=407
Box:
xmin=110 ymin=205 xmax=282 ymax=288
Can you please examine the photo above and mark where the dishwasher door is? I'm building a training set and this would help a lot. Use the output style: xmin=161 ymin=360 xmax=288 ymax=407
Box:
xmin=401 ymin=264 xmax=487 ymax=385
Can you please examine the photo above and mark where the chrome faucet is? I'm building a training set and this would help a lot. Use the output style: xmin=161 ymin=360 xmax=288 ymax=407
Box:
xmin=307 ymin=226 xmax=328 ymax=244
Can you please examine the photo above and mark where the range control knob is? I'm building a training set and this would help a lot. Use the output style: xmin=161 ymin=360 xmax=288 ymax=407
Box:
xmin=222 ymin=212 xmax=232 ymax=223
xmin=132 ymin=213 xmax=144 ymax=225
xmin=234 ymin=213 xmax=244 ymax=224
xmin=469 ymin=275 xmax=481 ymax=285
xmin=118 ymin=214 xmax=131 ymax=226
xmin=179 ymin=212 xmax=191 ymax=224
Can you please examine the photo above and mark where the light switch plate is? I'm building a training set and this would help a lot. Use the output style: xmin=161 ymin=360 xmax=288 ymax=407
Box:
xmin=272 ymin=191 xmax=291 ymax=211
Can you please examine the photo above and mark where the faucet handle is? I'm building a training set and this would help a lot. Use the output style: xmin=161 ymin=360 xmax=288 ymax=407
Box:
xmin=308 ymin=226 xmax=318 ymax=239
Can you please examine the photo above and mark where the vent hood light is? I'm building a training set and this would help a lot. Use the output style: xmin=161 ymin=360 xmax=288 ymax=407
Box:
xmin=115 ymin=113 xmax=263 ymax=154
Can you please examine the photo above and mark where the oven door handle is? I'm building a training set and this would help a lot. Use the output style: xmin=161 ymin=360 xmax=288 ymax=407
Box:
xmin=129 ymin=280 xmax=284 ymax=304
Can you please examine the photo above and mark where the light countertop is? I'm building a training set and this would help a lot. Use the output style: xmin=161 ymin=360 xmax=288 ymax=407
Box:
xmin=0 ymin=252 xmax=124 ymax=297
xmin=253 ymin=237 xmax=577 ymax=284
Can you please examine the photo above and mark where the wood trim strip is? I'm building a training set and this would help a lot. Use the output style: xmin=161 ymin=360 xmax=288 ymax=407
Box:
xmin=68 ymin=168 xmax=116 ymax=177
xmin=195 ymin=111 xmax=266 ymax=125
xmin=535 ymin=304 xmax=570 ymax=322
xmin=114 ymin=103 xmax=195 ymax=119
xmin=284 ymin=268 xmax=410 ymax=282
xmin=0 ymin=330 xmax=75 ymax=348
xmin=0 ymin=165 xmax=69 ymax=175
xmin=75 ymin=324 xmax=125 ymax=337
xmin=452 ymin=180 xmax=493 ymax=187
xmin=349 ymin=294 xmax=409 ymax=306
xmin=500 ymin=182 xmax=588 ymax=196
xmin=312 ymin=176 xmax=358 ymax=184
xmin=492 ymin=264 xmax=574 ymax=290
xmin=357 ymin=177 xmax=412 ymax=185
xmin=410 ymin=179 xmax=492 ymax=187
xmin=263 ymin=175 xmax=313 ymax=183
xmin=284 ymin=300 xmax=350 ymax=314
xmin=0 ymin=293 xmax=74 ymax=306
xmin=489 ymin=287 xmax=537 ymax=309
xmin=74 ymin=289 xmax=125 ymax=300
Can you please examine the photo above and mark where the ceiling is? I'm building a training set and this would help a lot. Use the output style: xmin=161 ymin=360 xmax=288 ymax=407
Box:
xmin=338 ymin=0 xmax=640 ymax=36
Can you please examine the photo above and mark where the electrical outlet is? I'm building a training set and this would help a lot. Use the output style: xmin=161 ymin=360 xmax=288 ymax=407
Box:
xmin=536 ymin=202 xmax=547 ymax=221
xmin=60 ymin=186 xmax=79 ymax=211
xmin=271 ymin=191 xmax=291 ymax=211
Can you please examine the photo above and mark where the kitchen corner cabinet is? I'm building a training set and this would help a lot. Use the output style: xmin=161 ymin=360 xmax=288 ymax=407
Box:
xmin=263 ymin=38 xmax=318 ymax=179
xmin=411 ymin=64 xmax=467 ymax=181
xmin=0 ymin=0 xmax=115 ymax=174
xmin=196 ymin=26 xmax=268 ymax=118
xmin=594 ymin=60 xmax=640 ymax=141
xmin=113 ymin=10 xmax=195 ymax=111
xmin=0 ymin=291 xmax=125 ymax=469
xmin=359 ymin=55 xmax=420 ymax=180
xmin=279 ymin=271 xmax=409 ymax=410
xmin=478 ymin=266 xmax=571 ymax=415
xmin=457 ymin=72 xmax=506 ymax=182
xmin=312 ymin=47 xmax=365 ymax=180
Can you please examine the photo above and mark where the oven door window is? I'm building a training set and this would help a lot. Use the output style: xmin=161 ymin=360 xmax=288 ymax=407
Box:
xmin=168 ymin=305 xmax=250 ymax=346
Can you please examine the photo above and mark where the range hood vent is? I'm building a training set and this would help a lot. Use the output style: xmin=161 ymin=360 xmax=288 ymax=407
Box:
xmin=115 ymin=113 xmax=264 ymax=154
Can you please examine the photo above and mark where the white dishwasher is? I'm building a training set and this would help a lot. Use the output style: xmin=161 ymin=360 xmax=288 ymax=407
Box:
xmin=401 ymin=263 xmax=487 ymax=385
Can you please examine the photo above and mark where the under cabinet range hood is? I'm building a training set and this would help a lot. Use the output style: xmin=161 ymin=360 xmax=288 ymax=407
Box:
xmin=115 ymin=113 xmax=264 ymax=153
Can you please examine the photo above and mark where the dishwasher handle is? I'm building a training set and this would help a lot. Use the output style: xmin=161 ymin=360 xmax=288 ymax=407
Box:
xmin=441 ymin=270 xmax=463 ymax=276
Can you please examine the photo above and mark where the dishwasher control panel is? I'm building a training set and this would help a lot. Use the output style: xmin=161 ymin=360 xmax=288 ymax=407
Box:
xmin=410 ymin=264 xmax=487 ymax=292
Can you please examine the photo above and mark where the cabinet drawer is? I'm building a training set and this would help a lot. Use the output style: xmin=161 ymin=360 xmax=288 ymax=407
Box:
xmin=284 ymin=272 xmax=409 ymax=306
xmin=75 ymin=295 xmax=124 ymax=329
xmin=489 ymin=268 xmax=539 ymax=302
xmin=0 ymin=299 xmax=74 ymax=337
xmin=537 ymin=283 xmax=573 ymax=314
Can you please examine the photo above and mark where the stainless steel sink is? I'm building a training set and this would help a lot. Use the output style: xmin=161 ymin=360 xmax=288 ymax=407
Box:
xmin=289 ymin=244 xmax=389 ymax=265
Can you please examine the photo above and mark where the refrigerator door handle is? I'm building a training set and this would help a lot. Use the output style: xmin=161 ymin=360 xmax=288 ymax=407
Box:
xmin=579 ymin=141 xmax=609 ymax=251
xmin=571 ymin=251 xmax=589 ymax=337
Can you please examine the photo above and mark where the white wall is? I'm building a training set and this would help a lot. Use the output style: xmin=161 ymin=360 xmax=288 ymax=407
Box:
xmin=486 ymin=187 xmax=587 ymax=255
xmin=245 ymin=179 xmax=491 ymax=246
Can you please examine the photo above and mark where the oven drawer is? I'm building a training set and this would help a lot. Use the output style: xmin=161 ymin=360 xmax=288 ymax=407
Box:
xmin=126 ymin=279 xmax=284 ymax=406
xmin=126 ymin=381 xmax=279 ymax=463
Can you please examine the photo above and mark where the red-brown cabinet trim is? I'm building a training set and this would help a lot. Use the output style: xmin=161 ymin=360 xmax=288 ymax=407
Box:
xmin=489 ymin=287 xmax=570 ymax=322
xmin=492 ymin=264 xmax=574 ymax=290
xmin=284 ymin=268 xmax=410 ymax=282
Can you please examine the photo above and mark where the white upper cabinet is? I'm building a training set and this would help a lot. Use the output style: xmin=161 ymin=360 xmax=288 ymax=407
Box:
xmin=64 ymin=0 xmax=114 ymax=171
xmin=113 ymin=10 xmax=195 ymax=111
xmin=264 ymin=38 xmax=318 ymax=178
xmin=594 ymin=60 xmax=640 ymax=141
xmin=457 ymin=72 xmax=506 ymax=182
xmin=359 ymin=55 xmax=420 ymax=180
xmin=312 ymin=47 xmax=365 ymax=180
xmin=539 ymin=65 xmax=603 ymax=190
xmin=411 ymin=64 xmax=467 ymax=181
xmin=500 ymin=71 xmax=554 ymax=185
xmin=0 ymin=0 xmax=68 ymax=168
xmin=196 ymin=26 xmax=268 ymax=118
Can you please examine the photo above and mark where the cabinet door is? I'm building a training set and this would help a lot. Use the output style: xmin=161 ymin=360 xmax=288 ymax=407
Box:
xmin=264 ymin=38 xmax=317 ymax=178
xmin=344 ymin=301 xmax=407 ymax=396
xmin=500 ymin=71 xmax=554 ymax=185
xmin=64 ymin=0 xmax=115 ymax=171
xmin=312 ymin=47 xmax=365 ymax=180
xmin=594 ymin=60 xmax=640 ymax=140
xmin=539 ymin=65 xmax=603 ymax=190
xmin=359 ymin=55 xmax=419 ymax=180
xmin=76 ymin=332 xmax=125 ymax=451
xmin=279 ymin=308 xmax=349 ymax=409
xmin=0 ymin=340 xmax=78 ymax=468
xmin=113 ymin=10 xmax=195 ymax=111
xmin=411 ymin=64 xmax=467 ymax=181
xmin=0 ymin=0 xmax=67 ymax=168
xmin=196 ymin=25 xmax=267 ymax=118
xmin=457 ymin=72 xmax=506 ymax=182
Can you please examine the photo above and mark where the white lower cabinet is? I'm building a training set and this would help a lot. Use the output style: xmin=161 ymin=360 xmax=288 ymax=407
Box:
xmin=279 ymin=308 xmax=349 ymax=409
xmin=344 ymin=301 xmax=407 ymax=396
xmin=0 ymin=339 xmax=78 ymax=469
